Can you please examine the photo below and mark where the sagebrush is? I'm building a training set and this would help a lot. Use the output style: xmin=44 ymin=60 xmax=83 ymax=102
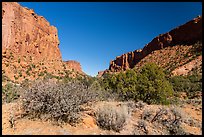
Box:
xmin=21 ymin=80 xmax=114 ymax=125
xmin=95 ymin=103 xmax=130 ymax=132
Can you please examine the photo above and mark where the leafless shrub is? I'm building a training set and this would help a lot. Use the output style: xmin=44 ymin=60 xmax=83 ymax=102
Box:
xmin=166 ymin=123 xmax=188 ymax=135
xmin=132 ymin=120 xmax=148 ymax=135
xmin=142 ymin=109 xmax=154 ymax=122
xmin=95 ymin=103 xmax=129 ymax=132
xmin=184 ymin=118 xmax=201 ymax=128
xmin=151 ymin=108 xmax=168 ymax=123
xmin=141 ymin=106 xmax=191 ymax=135
xmin=135 ymin=101 xmax=147 ymax=110
xmin=21 ymin=80 xmax=109 ymax=125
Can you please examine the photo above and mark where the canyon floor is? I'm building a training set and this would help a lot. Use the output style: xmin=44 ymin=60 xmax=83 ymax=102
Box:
xmin=2 ymin=99 xmax=202 ymax=135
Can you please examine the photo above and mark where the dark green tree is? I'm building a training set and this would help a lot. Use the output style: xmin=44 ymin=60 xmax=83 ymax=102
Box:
xmin=136 ymin=63 xmax=173 ymax=104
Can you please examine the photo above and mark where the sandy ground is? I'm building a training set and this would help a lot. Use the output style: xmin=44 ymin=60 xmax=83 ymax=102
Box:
xmin=2 ymin=100 xmax=202 ymax=135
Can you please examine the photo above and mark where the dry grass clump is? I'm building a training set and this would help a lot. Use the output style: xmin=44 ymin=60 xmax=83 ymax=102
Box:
xmin=132 ymin=120 xmax=148 ymax=135
xmin=139 ymin=106 xmax=195 ymax=135
xmin=20 ymin=80 xmax=110 ymax=125
xmin=95 ymin=102 xmax=130 ymax=132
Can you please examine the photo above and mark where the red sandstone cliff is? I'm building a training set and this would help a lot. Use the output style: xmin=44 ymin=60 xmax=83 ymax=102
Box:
xmin=2 ymin=2 xmax=61 ymax=62
xmin=108 ymin=16 xmax=202 ymax=73
xmin=2 ymin=2 xmax=84 ymax=82
xmin=64 ymin=60 xmax=84 ymax=74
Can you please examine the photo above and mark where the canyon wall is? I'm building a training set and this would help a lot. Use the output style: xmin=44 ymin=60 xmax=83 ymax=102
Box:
xmin=2 ymin=2 xmax=84 ymax=82
xmin=2 ymin=2 xmax=61 ymax=62
xmin=108 ymin=16 xmax=202 ymax=73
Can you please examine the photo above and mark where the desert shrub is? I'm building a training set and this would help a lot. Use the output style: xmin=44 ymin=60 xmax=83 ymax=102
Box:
xmin=95 ymin=103 xmax=129 ymax=132
xmin=77 ymin=76 xmax=96 ymax=89
xmin=115 ymin=69 xmax=138 ymax=100
xmin=2 ymin=83 xmax=21 ymax=103
xmin=142 ymin=109 xmax=155 ymax=122
xmin=21 ymin=80 xmax=112 ymax=125
xmin=100 ymin=70 xmax=136 ymax=100
xmin=134 ymin=100 xmax=147 ymax=110
xmin=165 ymin=108 xmax=188 ymax=135
xmin=190 ymin=41 xmax=202 ymax=54
xmin=100 ymin=63 xmax=173 ymax=104
xmin=99 ymin=72 xmax=118 ymax=91
xmin=43 ymin=72 xmax=58 ymax=80
xmin=141 ymin=106 xmax=191 ymax=135
xmin=135 ymin=63 xmax=173 ymax=104
xmin=169 ymin=74 xmax=202 ymax=98
xmin=132 ymin=120 xmax=148 ymax=135
xmin=166 ymin=123 xmax=188 ymax=135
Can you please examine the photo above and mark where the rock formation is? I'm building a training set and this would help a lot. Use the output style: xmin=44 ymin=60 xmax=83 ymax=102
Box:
xmin=108 ymin=16 xmax=202 ymax=73
xmin=64 ymin=60 xmax=83 ymax=74
xmin=2 ymin=2 xmax=61 ymax=62
xmin=2 ymin=2 xmax=84 ymax=83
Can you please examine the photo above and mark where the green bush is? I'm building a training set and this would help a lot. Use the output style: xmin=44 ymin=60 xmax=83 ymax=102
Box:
xmin=2 ymin=83 xmax=20 ymax=103
xmin=38 ymin=72 xmax=45 ymax=77
xmin=114 ymin=69 xmax=138 ymax=100
xmin=169 ymin=74 xmax=202 ymax=98
xmin=136 ymin=63 xmax=173 ymax=104
xmin=101 ymin=63 xmax=174 ymax=104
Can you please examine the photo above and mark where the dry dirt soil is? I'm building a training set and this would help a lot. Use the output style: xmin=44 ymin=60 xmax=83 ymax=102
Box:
xmin=2 ymin=100 xmax=202 ymax=135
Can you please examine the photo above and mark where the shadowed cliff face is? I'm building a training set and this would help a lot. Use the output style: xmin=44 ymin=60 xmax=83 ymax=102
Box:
xmin=2 ymin=2 xmax=84 ymax=82
xmin=108 ymin=16 xmax=202 ymax=73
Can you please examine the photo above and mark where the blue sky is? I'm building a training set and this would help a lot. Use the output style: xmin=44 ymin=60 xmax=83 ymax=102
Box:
xmin=19 ymin=2 xmax=202 ymax=76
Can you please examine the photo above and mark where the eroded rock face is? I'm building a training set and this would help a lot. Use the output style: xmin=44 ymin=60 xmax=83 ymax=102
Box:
xmin=108 ymin=16 xmax=202 ymax=72
xmin=2 ymin=2 xmax=84 ymax=83
xmin=2 ymin=2 xmax=61 ymax=62
xmin=64 ymin=60 xmax=83 ymax=74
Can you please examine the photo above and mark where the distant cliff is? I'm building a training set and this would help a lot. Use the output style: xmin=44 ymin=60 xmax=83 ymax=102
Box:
xmin=64 ymin=60 xmax=84 ymax=74
xmin=107 ymin=16 xmax=202 ymax=73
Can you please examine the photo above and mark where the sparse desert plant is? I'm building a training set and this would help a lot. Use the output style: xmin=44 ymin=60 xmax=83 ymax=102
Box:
xmin=18 ymin=58 xmax=21 ymax=63
xmin=26 ymin=70 xmax=30 ymax=76
xmin=20 ymin=80 xmax=111 ymax=125
xmin=142 ymin=109 xmax=155 ymax=122
xmin=14 ymin=75 xmax=19 ymax=80
xmin=31 ymin=64 xmax=36 ymax=68
xmin=141 ymin=106 xmax=192 ymax=135
xmin=132 ymin=120 xmax=148 ymax=135
xmin=18 ymin=71 xmax=22 ymax=77
xmin=135 ymin=101 xmax=147 ymax=110
xmin=2 ymin=83 xmax=21 ymax=103
xmin=38 ymin=71 xmax=44 ymax=77
xmin=95 ymin=103 xmax=129 ymax=132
